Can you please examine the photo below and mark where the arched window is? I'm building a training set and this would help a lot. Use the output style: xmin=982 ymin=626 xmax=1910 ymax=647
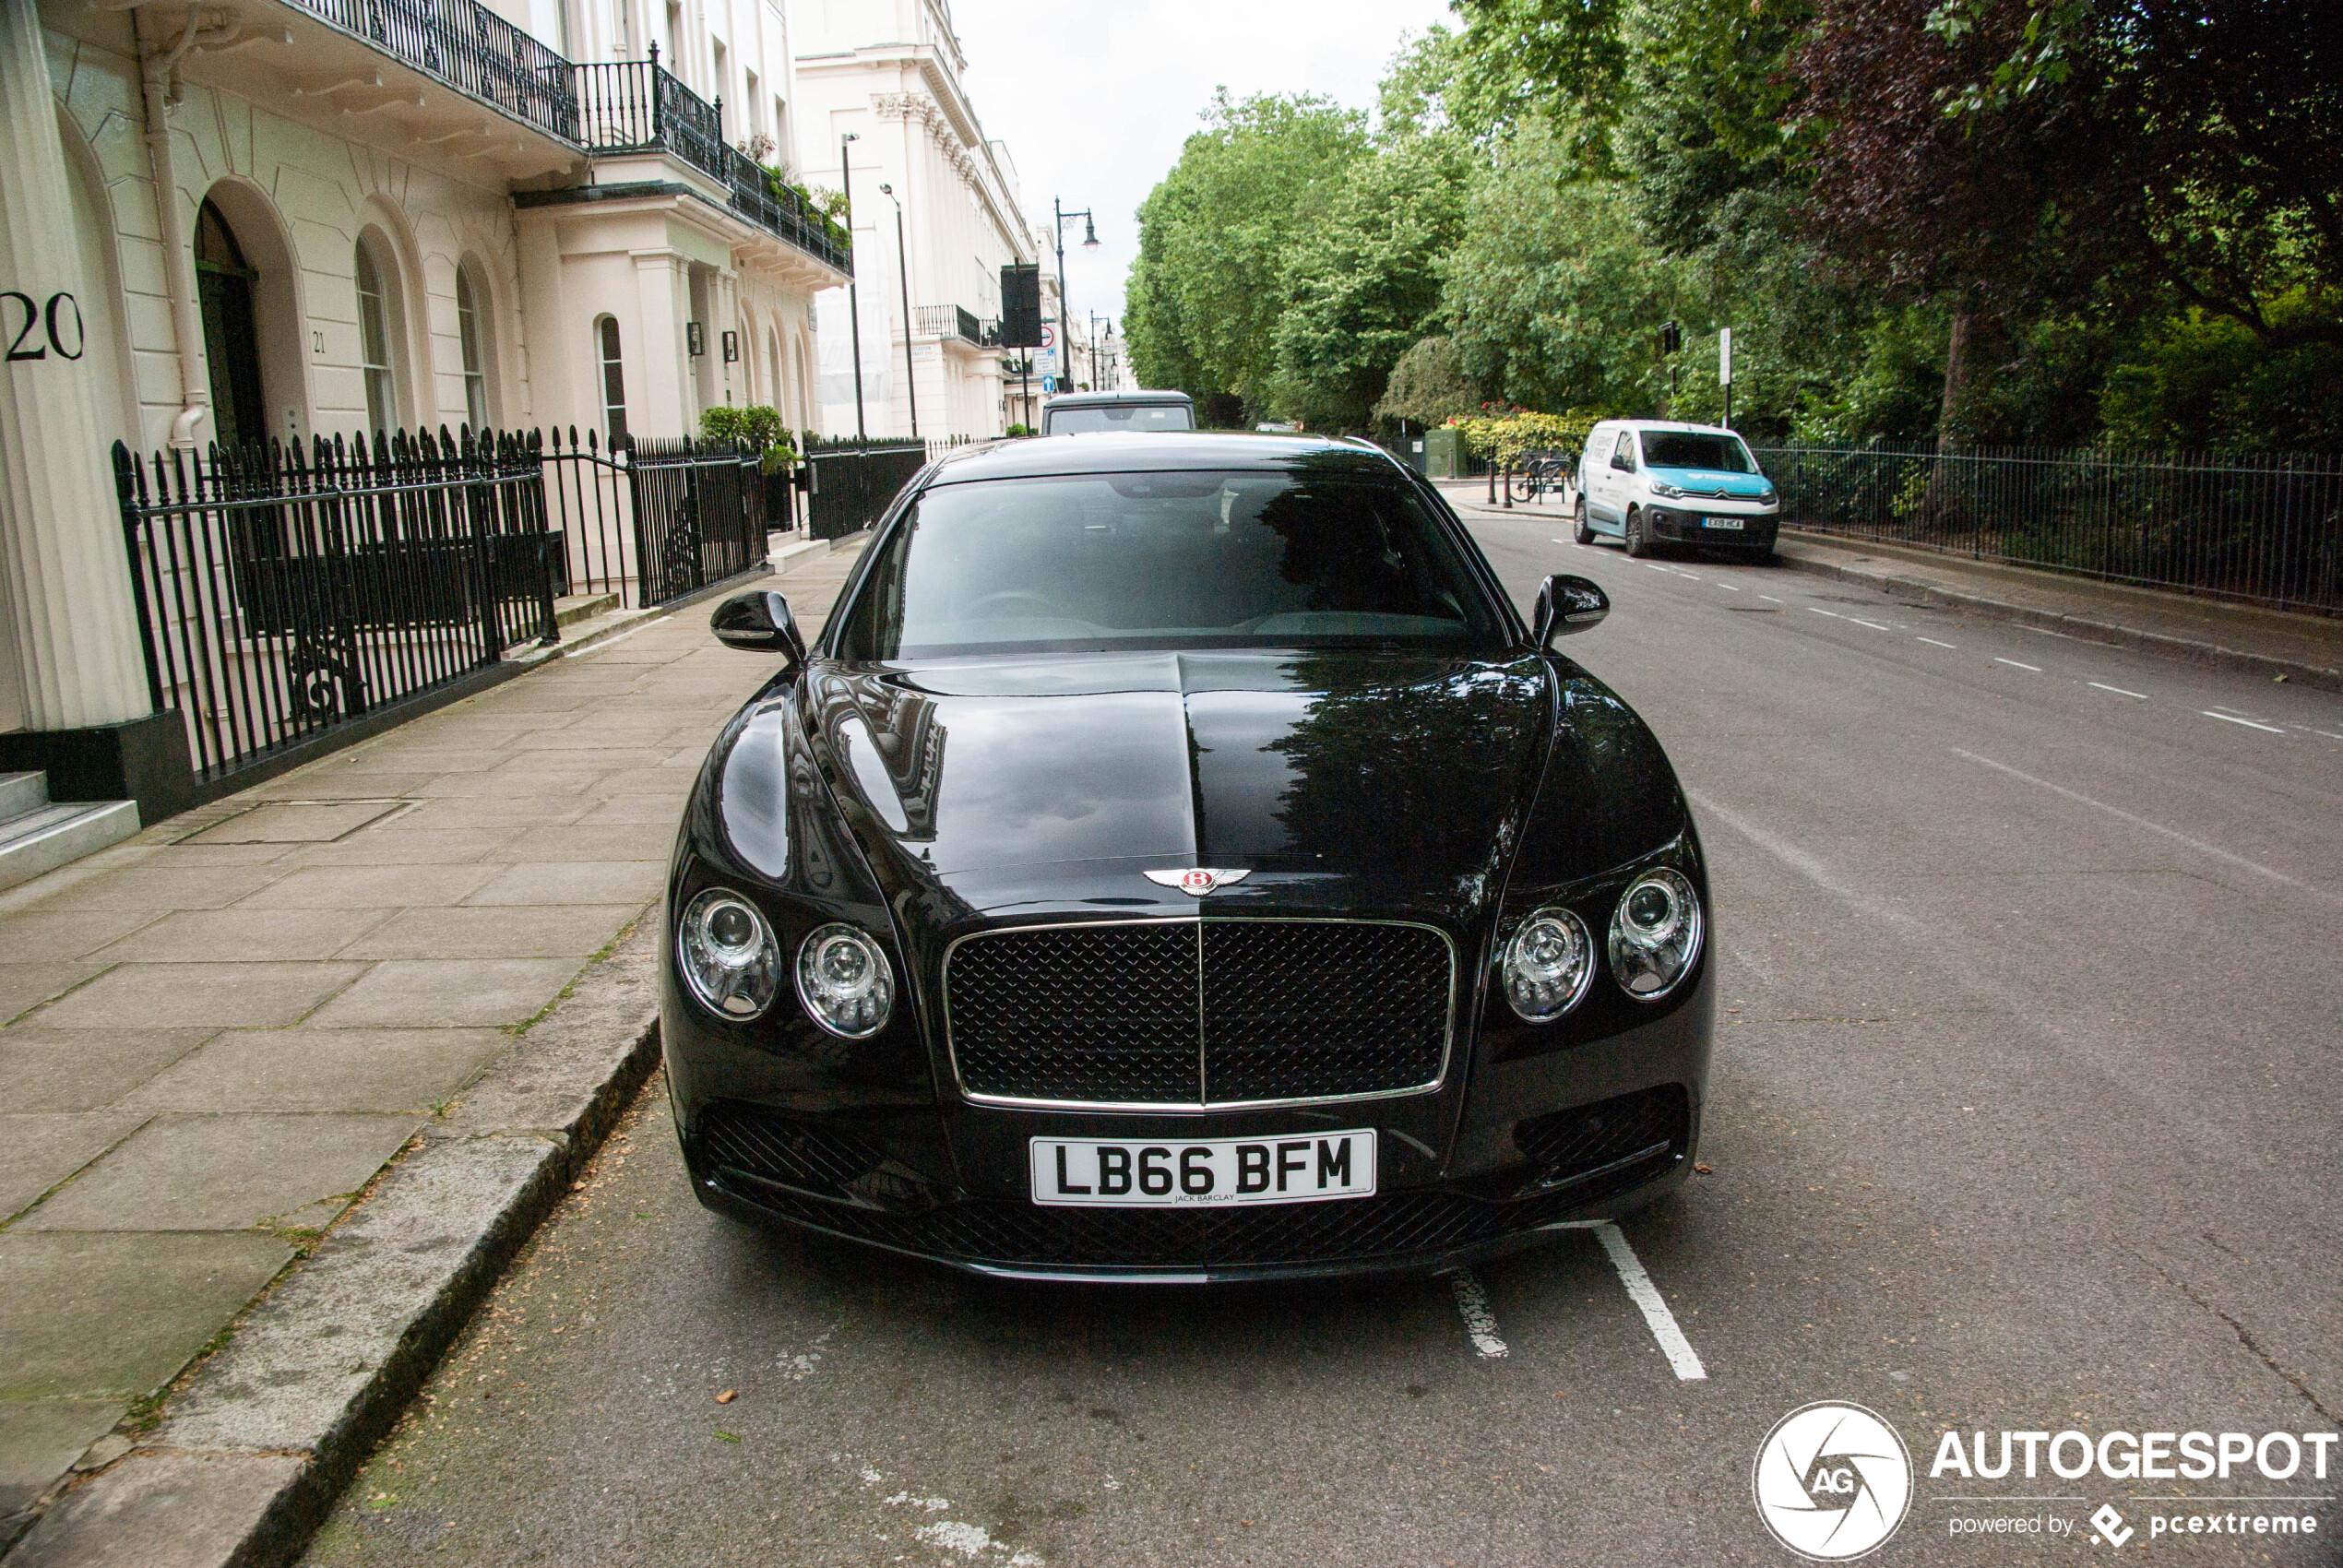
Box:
xmin=456 ymin=265 xmax=493 ymax=432
xmin=354 ymin=238 xmax=399 ymax=434
xmin=194 ymin=199 xmax=266 ymax=449
xmin=597 ymin=315 xmax=627 ymax=445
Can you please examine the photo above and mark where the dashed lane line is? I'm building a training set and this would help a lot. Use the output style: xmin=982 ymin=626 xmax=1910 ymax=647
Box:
xmin=1994 ymin=657 xmax=2042 ymax=671
xmin=1595 ymin=1223 xmax=1707 ymax=1382
xmin=1449 ymin=1270 xmax=1509 ymax=1359
xmin=2204 ymin=710 xmax=2286 ymax=734
xmin=1917 ymin=637 xmax=1956 ymax=649
xmin=1848 ymin=618 xmax=1892 ymax=630
xmin=1758 ymin=594 xmax=1784 ymax=603
xmin=2090 ymin=682 xmax=2150 ymax=700
xmin=1951 ymin=748 xmax=2327 ymax=901
xmin=1809 ymin=607 xmax=1841 ymax=618
xmin=1714 ymin=581 xmax=1740 ymax=591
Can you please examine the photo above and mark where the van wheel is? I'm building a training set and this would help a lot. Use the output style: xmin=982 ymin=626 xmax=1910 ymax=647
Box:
xmin=1623 ymin=508 xmax=1650 ymax=557
xmin=1573 ymin=496 xmax=1594 ymax=545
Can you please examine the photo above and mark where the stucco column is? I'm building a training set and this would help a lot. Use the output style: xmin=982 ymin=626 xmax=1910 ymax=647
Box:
xmin=631 ymin=249 xmax=686 ymax=440
xmin=0 ymin=4 xmax=152 ymax=731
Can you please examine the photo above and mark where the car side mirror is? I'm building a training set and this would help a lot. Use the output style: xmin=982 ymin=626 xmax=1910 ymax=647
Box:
xmin=711 ymin=589 xmax=807 ymax=668
xmin=1611 ymin=452 xmax=1631 ymax=472
xmin=1532 ymin=574 xmax=1610 ymax=647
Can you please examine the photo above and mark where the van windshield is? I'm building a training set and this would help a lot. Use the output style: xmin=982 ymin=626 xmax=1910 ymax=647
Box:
xmin=1640 ymin=433 xmax=1756 ymax=471
xmin=1047 ymin=403 xmax=1195 ymax=434
xmin=835 ymin=469 xmax=1505 ymax=659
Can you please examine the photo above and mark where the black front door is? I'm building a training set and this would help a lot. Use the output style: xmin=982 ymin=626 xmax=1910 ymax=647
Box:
xmin=194 ymin=199 xmax=266 ymax=452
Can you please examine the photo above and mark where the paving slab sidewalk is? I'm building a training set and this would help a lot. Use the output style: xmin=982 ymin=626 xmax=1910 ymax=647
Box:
xmin=1433 ymin=480 xmax=2343 ymax=689
xmin=0 ymin=544 xmax=862 ymax=1563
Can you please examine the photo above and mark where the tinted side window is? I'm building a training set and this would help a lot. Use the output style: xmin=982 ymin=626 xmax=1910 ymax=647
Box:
xmin=1614 ymin=432 xmax=1637 ymax=471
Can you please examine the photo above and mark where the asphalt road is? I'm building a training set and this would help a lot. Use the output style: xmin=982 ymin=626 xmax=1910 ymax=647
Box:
xmin=303 ymin=511 xmax=2343 ymax=1568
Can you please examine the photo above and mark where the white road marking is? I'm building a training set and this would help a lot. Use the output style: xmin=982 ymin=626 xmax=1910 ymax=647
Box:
xmin=1994 ymin=658 xmax=2042 ymax=671
xmin=1714 ymin=581 xmax=1740 ymax=591
xmin=1449 ymin=1269 xmax=1509 ymax=1359
xmin=1916 ymin=636 xmax=1956 ymax=648
xmin=2298 ymin=726 xmax=2343 ymax=741
xmin=1688 ymin=789 xmax=1921 ymax=929
xmin=1644 ymin=563 xmax=1673 ymax=574
xmin=1758 ymin=594 xmax=1784 ymax=603
xmin=1808 ymin=607 xmax=1841 ymax=618
xmin=2204 ymin=710 xmax=2285 ymax=733
xmin=1595 ymin=1223 xmax=1707 ymax=1382
xmin=2089 ymin=682 xmax=2149 ymax=700
xmin=1849 ymin=618 xmax=1891 ymax=630
xmin=1951 ymin=749 xmax=2326 ymax=900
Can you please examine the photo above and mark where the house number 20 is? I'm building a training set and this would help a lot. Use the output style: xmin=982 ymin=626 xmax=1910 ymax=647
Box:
xmin=3 ymin=291 xmax=86 ymax=362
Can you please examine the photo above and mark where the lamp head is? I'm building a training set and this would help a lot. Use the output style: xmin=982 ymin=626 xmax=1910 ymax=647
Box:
xmin=1082 ymin=215 xmax=1100 ymax=248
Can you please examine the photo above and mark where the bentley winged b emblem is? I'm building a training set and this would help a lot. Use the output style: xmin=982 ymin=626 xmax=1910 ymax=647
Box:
xmin=1144 ymin=867 xmax=1252 ymax=897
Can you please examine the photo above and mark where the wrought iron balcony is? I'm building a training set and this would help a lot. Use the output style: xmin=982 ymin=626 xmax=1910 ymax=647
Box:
xmin=574 ymin=51 xmax=851 ymax=274
xmin=282 ymin=0 xmax=579 ymax=144
xmin=911 ymin=305 xmax=999 ymax=346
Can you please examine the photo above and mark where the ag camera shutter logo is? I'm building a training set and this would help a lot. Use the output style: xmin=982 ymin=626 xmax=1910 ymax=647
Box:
xmin=1754 ymin=1401 xmax=1914 ymax=1560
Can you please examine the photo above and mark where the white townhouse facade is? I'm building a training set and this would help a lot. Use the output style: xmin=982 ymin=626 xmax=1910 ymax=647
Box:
xmin=1 ymin=0 xmax=850 ymax=820
xmin=790 ymin=0 xmax=1035 ymax=440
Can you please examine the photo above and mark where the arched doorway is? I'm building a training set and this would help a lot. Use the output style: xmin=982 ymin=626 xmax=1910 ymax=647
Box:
xmin=194 ymin=198 xmax=267 ymax=451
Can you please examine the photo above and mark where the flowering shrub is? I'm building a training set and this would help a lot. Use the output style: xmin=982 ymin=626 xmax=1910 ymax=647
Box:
xmin=1445 ymin=405 xmax=1602 ymax=465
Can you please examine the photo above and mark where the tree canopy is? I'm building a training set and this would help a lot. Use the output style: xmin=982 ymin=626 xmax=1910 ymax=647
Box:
xmin=1124 ymin=0 xmax=2343 ymax=449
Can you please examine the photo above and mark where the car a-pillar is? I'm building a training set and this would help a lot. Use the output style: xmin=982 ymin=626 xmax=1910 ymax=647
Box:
xmin=0 ymin=7 xmax=196 ymax=822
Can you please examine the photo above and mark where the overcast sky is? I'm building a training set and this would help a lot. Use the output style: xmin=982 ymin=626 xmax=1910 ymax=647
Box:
xmin=948 ymin=0 xmax=1459 ymax=334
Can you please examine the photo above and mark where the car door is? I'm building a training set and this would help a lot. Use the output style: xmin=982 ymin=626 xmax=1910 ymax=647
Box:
xmin=1578 ymin=426 xmax=1610 ymax=521
xmin=1605 ymin=429 xmax=1639 ymax=529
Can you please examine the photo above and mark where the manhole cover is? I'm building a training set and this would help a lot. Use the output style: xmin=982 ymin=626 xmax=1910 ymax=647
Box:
xmin=179 ymin=800 xmax=415 ymax=844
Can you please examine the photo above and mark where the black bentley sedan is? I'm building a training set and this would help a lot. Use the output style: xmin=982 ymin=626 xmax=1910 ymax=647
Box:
xmin=661 ymin=434 xmax=1712 ymax=1281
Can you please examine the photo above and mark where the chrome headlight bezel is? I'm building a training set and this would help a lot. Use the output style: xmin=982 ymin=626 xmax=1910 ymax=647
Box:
xmin=1500 ymin=906 xmax=1598 ymax=1023
xmin=1649 ymin=480 xmax=1685 ymax=499
xmin=677 ymin=887 xmax=784 ymax=1020
xmin=1608 ymin=866 xmax=1704 ymax=1002
xmin=794 ymin=921 xmax=896 ymax=1039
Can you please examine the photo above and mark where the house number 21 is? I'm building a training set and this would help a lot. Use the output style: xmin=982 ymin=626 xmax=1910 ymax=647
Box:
xmin=3 ymin=291 xmax=86 ymax=362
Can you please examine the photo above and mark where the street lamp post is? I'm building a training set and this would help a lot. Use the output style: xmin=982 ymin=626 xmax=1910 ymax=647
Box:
xmin=1051 ymin=196 xmax=1097 ymax=398
xmin=879 ymin=183 xmax=916 ymax=440
xmin=840 ymin=132 xmax=865 ymax=443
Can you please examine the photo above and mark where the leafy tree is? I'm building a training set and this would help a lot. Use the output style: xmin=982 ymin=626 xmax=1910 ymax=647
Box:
xmin=1268 ymin=133 xmax=1472 ymax=427
xmin=1124 ymin=92 xmax=1369 ymax=417
xmin=1374 ymin=337 xmax=1482 ymax=425
xmin=1442 ymin=126 xmax=1686 ymax=415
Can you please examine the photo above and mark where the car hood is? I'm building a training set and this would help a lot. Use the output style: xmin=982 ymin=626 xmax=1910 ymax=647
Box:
xmin=1647 ymin=466 xmax=1772 ymax=497
xmin=796 ymin=650 xmax=1552 ymax=921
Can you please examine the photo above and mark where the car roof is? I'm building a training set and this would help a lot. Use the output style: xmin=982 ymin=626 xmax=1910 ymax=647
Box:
xmin=927 ymin=431 xmax=1400 ymax=483
xmin=1603 ymin=420 xmax=1744 ymax=436
xmin=1041 ymin=390 xmax=1195 ymax=409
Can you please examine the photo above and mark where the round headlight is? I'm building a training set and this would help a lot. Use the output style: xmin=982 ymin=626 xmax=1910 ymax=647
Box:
xmin=1608 ymin=867 xmax=1703 ymax=1001
xmin=1501 ymin=907 xmax=1596 ymax=1023
xmin=678 ymin=889 xmax=782 ymax=1019
xmin=795 ymin=922 xmax=895 ymax=1039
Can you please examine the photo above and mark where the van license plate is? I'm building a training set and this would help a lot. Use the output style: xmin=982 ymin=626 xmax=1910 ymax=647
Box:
xmin=1030 ymin=1131 xmax=1376 ymax=1207
xmin=1702 ymin=516 xmax=1745 ymax=530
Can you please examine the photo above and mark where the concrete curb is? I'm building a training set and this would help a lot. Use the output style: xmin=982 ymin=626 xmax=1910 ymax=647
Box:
xmin=1770 ymin=537 xmax=2343 ymax=694
xmin=3 ymin=926 xmax=667 ymax=1568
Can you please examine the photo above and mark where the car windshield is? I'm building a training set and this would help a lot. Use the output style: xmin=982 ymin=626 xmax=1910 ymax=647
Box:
xmin=835 ymin=468 xmax=1506 ymax=659
xmin=1639 ymin=432 xmax=1756 ymax=472
xmin=1046 ymin=403 xmax=1195 ymax=434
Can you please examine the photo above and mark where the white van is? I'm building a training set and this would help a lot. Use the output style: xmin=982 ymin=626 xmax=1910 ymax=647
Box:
xmin=1574 ymin=421 xmax=1779 ymax=561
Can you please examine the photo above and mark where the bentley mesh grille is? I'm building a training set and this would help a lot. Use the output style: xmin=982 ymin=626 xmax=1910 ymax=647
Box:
xmin=946 ymin=922 xmax=1199 ymax=1103
xmin=944 ymin=919 xmax=1453 ymax=1107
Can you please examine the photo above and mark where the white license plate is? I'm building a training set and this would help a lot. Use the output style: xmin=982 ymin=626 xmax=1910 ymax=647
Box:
xmin=1030 ymin=1131 xmax=1377 ymax=1207
xmin=1702 ymin=516 xmax=1746 ymax=530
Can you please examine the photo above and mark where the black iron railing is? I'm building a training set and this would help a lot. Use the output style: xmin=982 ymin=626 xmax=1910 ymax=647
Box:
xmin=1755 ymin=445 xmax=2343 ymax=614
xmin=114 ymin=429 xmax=561 ymax=785
xmin=802 ymin=441 xmax=929 ymax=540
xmin=911 ymin=305 xmax=998 ymax=346
xmin=574 ymin=50 xmax=851 ymax=273
xmin=113 ymin=425 xmax=793 ymax=787
xmin=286 ymin=0 xmax=579 ymax=143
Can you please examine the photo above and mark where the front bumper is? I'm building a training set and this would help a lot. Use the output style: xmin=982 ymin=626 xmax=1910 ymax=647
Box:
xmin=668 ymin=959 xmax=1710 ymax=1281
xmin=1644 ymin=504 xmax=1777 ymax=549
